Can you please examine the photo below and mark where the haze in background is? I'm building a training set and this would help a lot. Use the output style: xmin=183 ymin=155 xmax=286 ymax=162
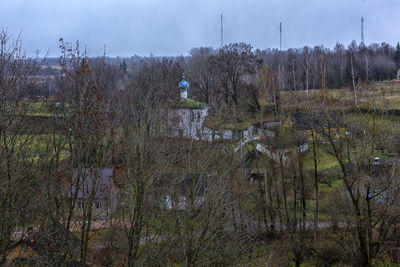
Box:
xmin=0 ymin=0 xmax=397 ymax=57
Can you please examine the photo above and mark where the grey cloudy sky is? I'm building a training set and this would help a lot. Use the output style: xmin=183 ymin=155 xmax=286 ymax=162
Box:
xmin=0 ymin=0 xmax=398 ymax=57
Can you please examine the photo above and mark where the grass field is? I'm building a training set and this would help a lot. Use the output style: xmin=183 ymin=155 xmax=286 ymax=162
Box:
xmin=303 ymin=144 xmax=339 ymax=171
xmin=262 ymin=82 xmax=400 ymax=113
xmin=2 ymin=133 xmax=70 ymax=161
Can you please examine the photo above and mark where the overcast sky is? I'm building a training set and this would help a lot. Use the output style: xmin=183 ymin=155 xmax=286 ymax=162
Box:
xmin=0 ymin=0 xmax=398 ymax=57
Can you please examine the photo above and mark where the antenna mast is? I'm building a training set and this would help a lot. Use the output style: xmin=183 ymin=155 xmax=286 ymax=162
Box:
xmin=361 ymin=17 xmax=365 ymax=44
xmin=279 ymin=22 xmax=282 ymax=51
xmin=221 ymin=14 xmax=223 ymax=47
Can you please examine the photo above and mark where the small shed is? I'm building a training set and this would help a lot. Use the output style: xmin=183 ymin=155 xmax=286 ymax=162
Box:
xmin=203 ymin=117 xmax=253 ymax=141
xmin=8 ymin=223 xmax=81 ymax=265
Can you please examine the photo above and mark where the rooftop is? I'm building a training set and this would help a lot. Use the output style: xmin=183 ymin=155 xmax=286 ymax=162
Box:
xmin=290 ymin=111 xmax=343 ymax=130
xmin=70 ymin=168 xmax=114 ymax=199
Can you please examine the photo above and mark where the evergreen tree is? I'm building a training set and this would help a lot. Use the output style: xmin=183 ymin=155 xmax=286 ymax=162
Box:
xmin=120 ymin=59 xmax=128 ymax=75
xmin=394 ymin=42 xmax=400 ymax=68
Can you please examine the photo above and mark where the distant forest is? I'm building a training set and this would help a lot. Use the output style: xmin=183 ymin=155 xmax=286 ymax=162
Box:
xmin=30 ymin=41 xmax=400 ymax=120
xmin=38 ymin=40 xmax=400 ymax=93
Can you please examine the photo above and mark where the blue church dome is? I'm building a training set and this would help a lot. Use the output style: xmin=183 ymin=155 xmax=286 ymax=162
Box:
xmin=178 ymin=74 xmax=189 ymax=90
xmin=179 ymin=74 xmax=189 ymax=99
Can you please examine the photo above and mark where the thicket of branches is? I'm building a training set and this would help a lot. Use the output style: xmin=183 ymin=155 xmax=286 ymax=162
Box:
xmin=3 ymin=31 xmax=400 ymax=266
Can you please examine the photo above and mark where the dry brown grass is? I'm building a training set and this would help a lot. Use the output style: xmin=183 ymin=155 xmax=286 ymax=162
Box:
xmin=259 ymin=82 xmax=400 ymax=113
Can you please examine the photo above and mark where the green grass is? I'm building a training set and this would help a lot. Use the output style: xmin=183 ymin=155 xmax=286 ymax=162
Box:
xmin=24 ymin=101 xmax=55 ymax=117
xmin=1 ymin=133 xmax=70 ymax=162
xmin=319 ymin=179 xmax=343 ymax=195
xmin=171 ymin=98 xmax=208 ymax=109
xmin=184 ymin=98 xmax=207 ymax=107
xmin=204 ymin=116 xmax=251 ymax=130
xmin=303 ymin=144 xmax=339 ymax=171
xmin=21 ymin=100 xmax=71 ymax=117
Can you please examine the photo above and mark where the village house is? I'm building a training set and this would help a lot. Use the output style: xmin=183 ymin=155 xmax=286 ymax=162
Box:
xmin=242 ymin=140 xmax=309 ymax=183
xmin=288 ymin=112 xmax=345 ymax=142
xmin=253 ymin=119 xmax=281 ymax=139
xmin=70 ymin=168 xmax=120 ymax=220
xmin=152 ymin=173 xmax=208 ymax=210
xmin=7 ymin=223 xmax=81 ymax=266
xmin=203 ymin=117 xmax=254 ymax=141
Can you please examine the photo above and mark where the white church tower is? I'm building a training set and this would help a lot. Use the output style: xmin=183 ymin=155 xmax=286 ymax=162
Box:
xmin=167 ymin=74 xmax=210 ymax=140
xmin=178 ymin=74 xmax=189 ymax=99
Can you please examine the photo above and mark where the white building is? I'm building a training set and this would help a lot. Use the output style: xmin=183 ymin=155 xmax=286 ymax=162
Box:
xmin=168 ymin=75 xmax=210 ymax=140
xmin=202 ymin=119 xmax=253 ymax=141
xmin=168 ymin=75 xmax=254 ymax=142
xmin=168 ymin=99 xmax=210 ymax=140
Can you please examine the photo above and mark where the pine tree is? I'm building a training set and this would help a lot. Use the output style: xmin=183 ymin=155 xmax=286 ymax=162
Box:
xmin=394 ymin=42 xmax=400 ymax=68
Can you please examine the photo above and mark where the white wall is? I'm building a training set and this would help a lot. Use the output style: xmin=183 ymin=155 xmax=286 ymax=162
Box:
xmin=168 ymin=107 xmax=254 ymax=142
xmin=168 ymin=107 xmax=209 ymax=140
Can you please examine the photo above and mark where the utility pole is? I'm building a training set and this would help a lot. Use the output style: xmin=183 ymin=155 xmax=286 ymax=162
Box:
xmin=278 ymin=22 xmax=283 ymax=118
xmin=221 ymin=14 xmax=223 ymax=47
xmin=279 ymin=22 xmax=282 ymax=51
xmin=361 ymin=17 xmax=365 ymax=44
xmin=360 ymin=16 xmax=369 ymax=80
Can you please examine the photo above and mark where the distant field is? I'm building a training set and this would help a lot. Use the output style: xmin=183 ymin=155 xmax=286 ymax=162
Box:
xmin=3 ymin=133 xmax=69 ymax=162
xmin=25 ymin=100 xmax=59 ymax=117
xmin=260 ymin=82 xmax=400 ymax=113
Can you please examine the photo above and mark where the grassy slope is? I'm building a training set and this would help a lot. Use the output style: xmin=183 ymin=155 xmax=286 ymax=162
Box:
xmin=303 ymin=144 xmax=339 ymax=171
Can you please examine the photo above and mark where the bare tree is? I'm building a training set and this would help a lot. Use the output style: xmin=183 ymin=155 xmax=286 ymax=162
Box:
xmin=0 ymin=30 xmax=40 ymax=264
xmin=117 ymin=75 xmax=172 ymax=266
xmin=359 ymin=43 xmax=372 ymax=82
xmin=210 ymin=43 xmax=259 ymax=119
xmin=322 ymin=95 xmax=400 ymax=266
xmin=259 ymin=66 xmax=280 ymax=116
xmin=287 ymin=49 xmax=298 ymax=91
xmin=301 ymin=46 xmax=312 ymax=98
xmin=39 ymin=39 xmax=117 ymax=266
xmin=347 ymin=41 xmax=359 ymax=104
xmin=334 ymin=43 xmax=347 ymax=88
xmin=186 ymin=47 xmax=217 ymax=105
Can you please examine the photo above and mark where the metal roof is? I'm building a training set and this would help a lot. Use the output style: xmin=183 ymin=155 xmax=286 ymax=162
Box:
xmin=71 ymin=168 xmax=114 ymax=199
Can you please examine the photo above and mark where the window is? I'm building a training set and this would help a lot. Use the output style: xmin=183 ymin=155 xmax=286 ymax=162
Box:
xmin=190 ymin=110 xmax=195 ymax=122
xmin=96 ymin=201 xmax=102 ymax=209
